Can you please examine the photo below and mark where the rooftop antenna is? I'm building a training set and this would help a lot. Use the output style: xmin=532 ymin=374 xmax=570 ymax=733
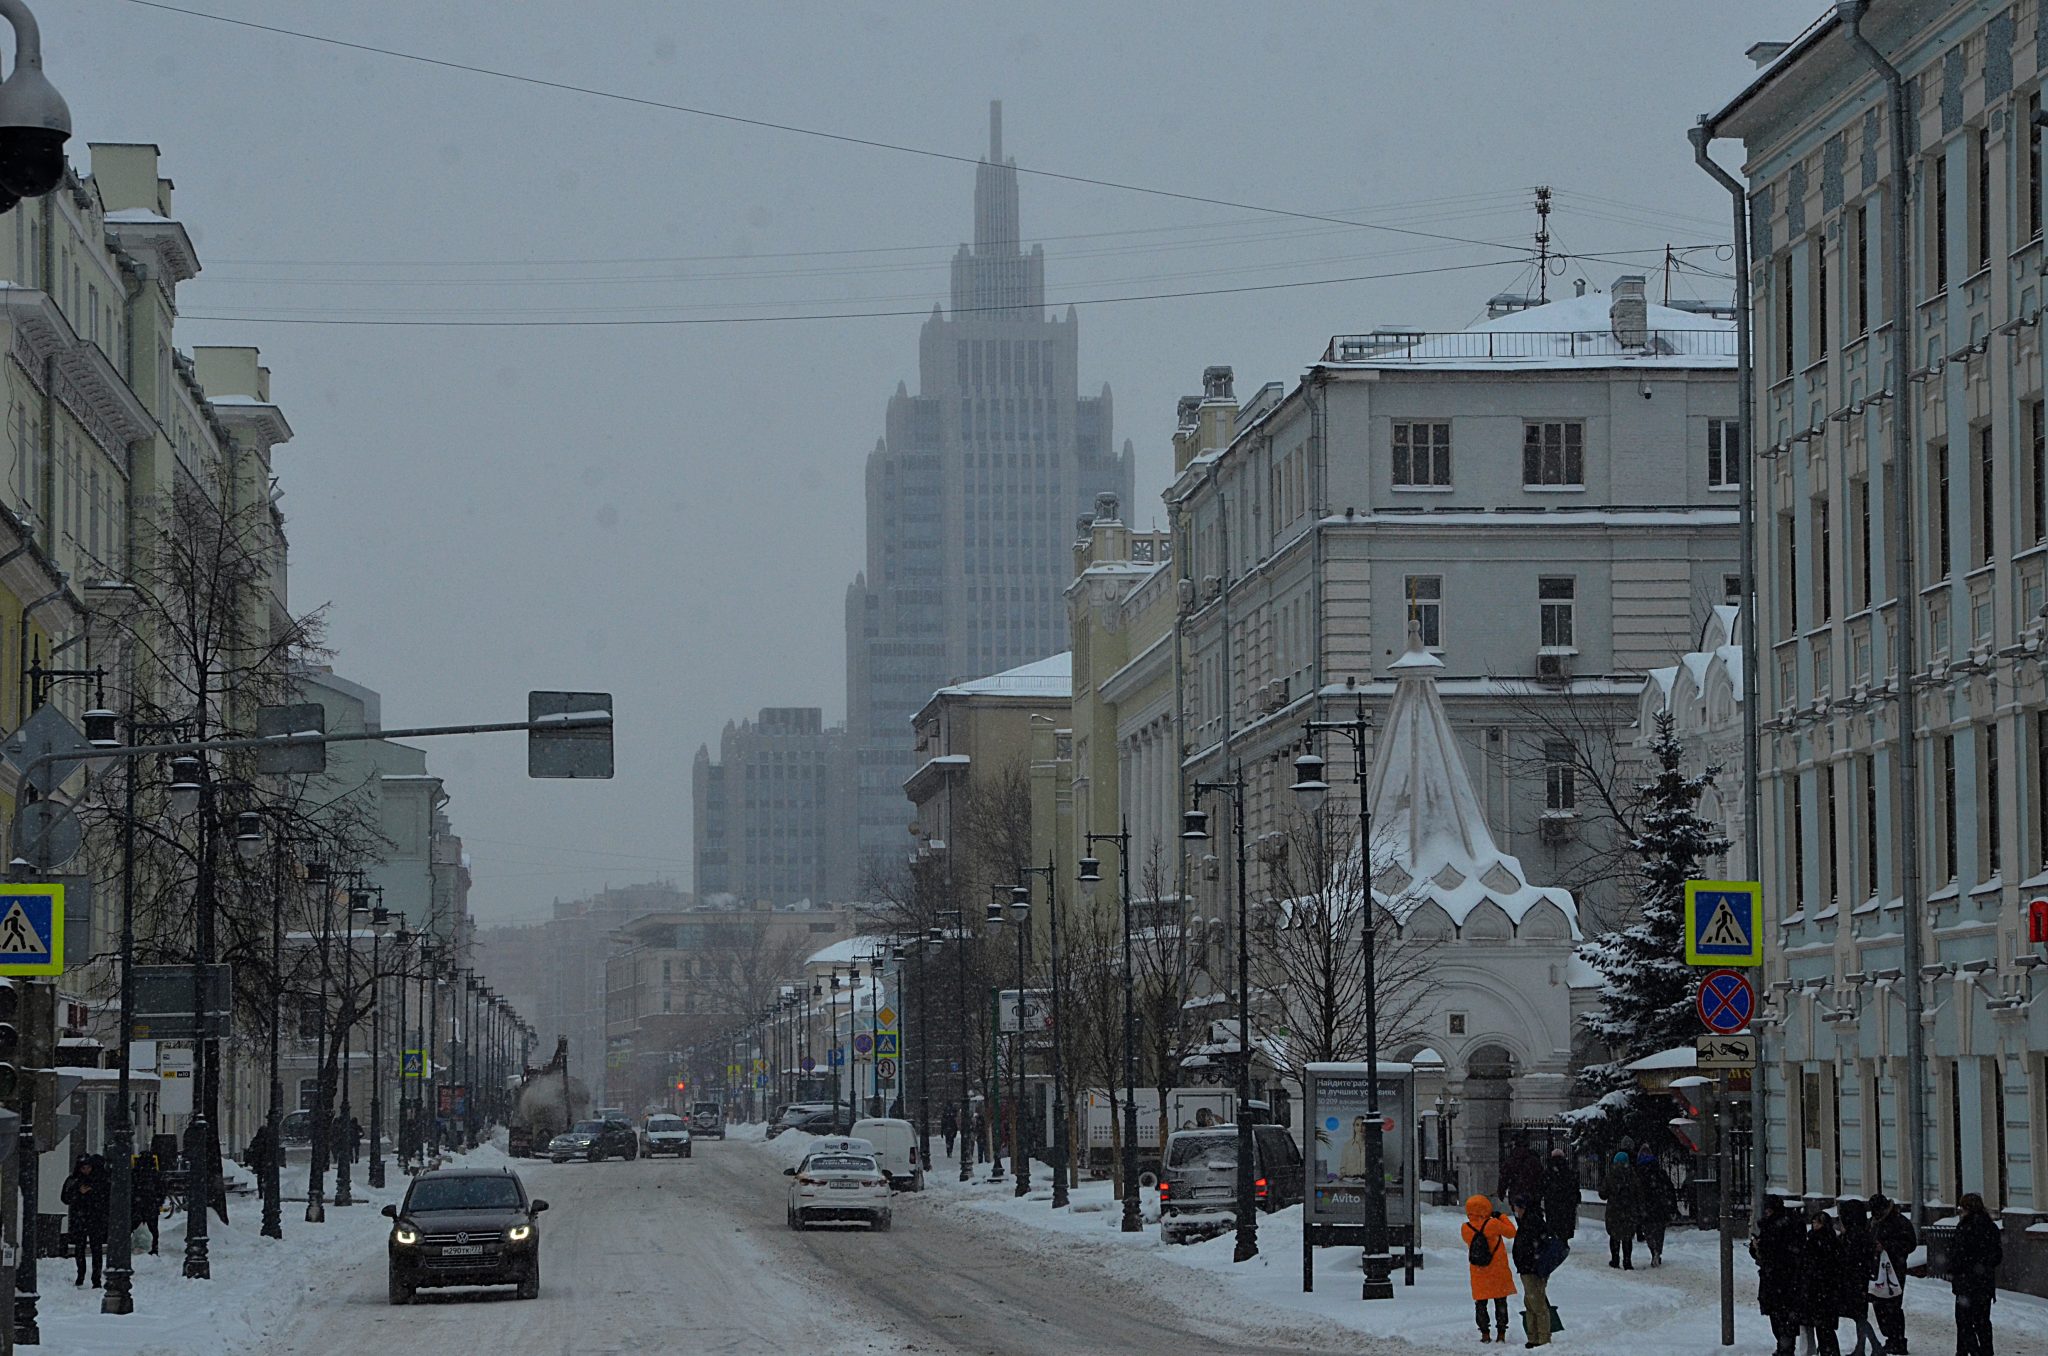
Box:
xmin=1534 ymin=186 xmax=1552 ymax=302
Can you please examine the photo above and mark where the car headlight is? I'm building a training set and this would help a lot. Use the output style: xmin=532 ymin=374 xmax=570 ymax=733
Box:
xmin=393 ymin=1226 xmax=419 ymax=1246
xmin=507 ymin=1224 xmax=532 ymax=1242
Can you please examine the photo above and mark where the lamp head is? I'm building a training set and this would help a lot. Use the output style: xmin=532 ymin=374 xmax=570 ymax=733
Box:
xmin=233 ymin=810 xmax=264 ymax=861
xmin=1181 ymin=807 xmax=1211 ymax=841
xmin=1077 ymin=855 xmax=1101 ymax=891
xmin=83 ymin=708 xmax=119 ymax=747
xmin=985 ymin=898 xmax=1004 ymax=925
xmin=167 ymin=753 xmax=203 ymax=815
xmin=1290 ymin=751 xmax=1330 ymax=811
xmin=926 ymin=925 xmax=944 ymax=944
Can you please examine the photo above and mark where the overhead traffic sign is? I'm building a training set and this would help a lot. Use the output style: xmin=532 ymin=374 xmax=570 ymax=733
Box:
xmin=1684 ymin=880 xmax=1763 ymax=967
xmin=0 ymin=885 xmax=63 ymax=976
xmin=874 ymin=1032 xmax=900 ymax=1058
xmin=1695 ymin=1034 xmax=1757 ymax=1070
xmin=1696 ymin=969 xmax=1754 ymax=1034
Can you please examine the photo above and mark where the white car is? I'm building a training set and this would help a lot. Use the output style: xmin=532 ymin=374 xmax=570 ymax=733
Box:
xmin=641 ymin=1113 xmax=693 ymax=1158
xmin=850 ymin=1117 xmax=925 ymax=1192
xmin=786 ymin=1149 xmax=891 ymax=1230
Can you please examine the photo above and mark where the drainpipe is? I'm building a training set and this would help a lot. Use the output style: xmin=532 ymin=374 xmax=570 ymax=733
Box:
xmin=1837 ymin=0 xmax=1928 ymax=1229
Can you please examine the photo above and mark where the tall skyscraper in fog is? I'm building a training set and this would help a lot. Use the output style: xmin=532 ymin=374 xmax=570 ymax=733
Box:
xmin=844 ymin=101 xmax=1133 ymax=870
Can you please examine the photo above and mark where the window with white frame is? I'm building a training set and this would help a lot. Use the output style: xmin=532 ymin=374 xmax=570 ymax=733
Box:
xmin=1522 ymin=421 xmax=1584 ymax=487
xmin=1404 ymin=575 xmax=1442 ymax=649
xmin=1538 ymin=576 xmax=1576 ymax=651
xmin=1391 ymin=421 xmax=1451 ymax=488
xmin=1707 ymin=418 xmax=1741 ymax=489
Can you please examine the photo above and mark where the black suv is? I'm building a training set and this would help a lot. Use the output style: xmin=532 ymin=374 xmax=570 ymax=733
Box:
xmin=384 ymin=1168 xmax=547 ymax=1304
xmin=547 ymin=1118 xmax=639 ymax=1162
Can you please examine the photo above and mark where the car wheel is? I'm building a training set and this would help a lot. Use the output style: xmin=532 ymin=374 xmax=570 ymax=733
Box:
xmin=791 ymin=1211 xmax=808 ymax=1231
xmin=388 ymin=1271 xmax=413 ymax=1306
xmin=517 ymin=1256 xmax=540 ymax=1301
xmin=588 ymin=1148 xmax=602 ymax=1162
xmin=683 ymin=1148 xmax=692 ymax=1159
xmin=873 ymin=1213 xmax=892 ymax=1232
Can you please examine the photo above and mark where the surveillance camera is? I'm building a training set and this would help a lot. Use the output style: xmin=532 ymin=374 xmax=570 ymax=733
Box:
xmin=0 ymin=9 xmax=73 ymax=205
xmin=1640 ymin=384 xmax=1654 ymax=400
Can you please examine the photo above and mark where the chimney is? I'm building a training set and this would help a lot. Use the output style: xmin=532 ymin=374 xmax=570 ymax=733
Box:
xmin=1093 ymin=491 xmax=1121 ymax=523
xmin=1574 ymin=278 xmax=1587 ymax=298
xmin=1610 ymin=274 xmax=1648 ymax=349
xmin=1201 ymin=365 xmax=1234 ymax=402
xmin=1176 ymin=395 xmax=1201 ymax=428
xmin=1745 ymin=40 xmax=1790 ymax=69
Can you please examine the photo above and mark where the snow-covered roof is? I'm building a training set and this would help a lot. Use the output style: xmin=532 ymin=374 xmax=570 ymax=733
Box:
xmin=937 ymin=651 xmax=1070 ymax=701
xmin=106 ymin=208 xmax=175 ymax=225
xmin=1641 ymin=606 xmax=1744 ymax=734
xmin=805 ymin=935 xmax=889 ymax=967
xmin=1365 ymin=631 xmax=1580 ymax=937
xmin=1319 ymin=292 xmax=1736 ymax=373
xmin=1624 ymin=1045 xmax=1699 ymax=1073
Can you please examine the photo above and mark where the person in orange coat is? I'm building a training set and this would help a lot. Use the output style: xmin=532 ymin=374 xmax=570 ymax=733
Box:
xmin=1463 ymin=1193 xmax=1518 ymax=1343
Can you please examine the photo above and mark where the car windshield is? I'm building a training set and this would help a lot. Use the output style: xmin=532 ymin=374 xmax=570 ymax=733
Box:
xmin=647 ymin=1116 xmax=683 ymax=1130
xmin=807 ymin=1156 xmax=876 ymax=1174
xmin=406 ymin=1176 xmax=523 ymax=1212
xmin=571 ymin=1121 xmax=604 ymax=1135
xmin=1168 ymin=1132 xmax=1239 ymax=1167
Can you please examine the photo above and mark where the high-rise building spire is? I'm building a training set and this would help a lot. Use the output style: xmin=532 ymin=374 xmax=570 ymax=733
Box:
xmin=990 ymin=98 xmax=1002 ymax=163
xmin=963 ymin=99 xmax=1032 ymax=311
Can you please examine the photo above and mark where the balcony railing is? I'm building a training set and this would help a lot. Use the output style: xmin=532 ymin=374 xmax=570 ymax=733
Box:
xmin=1321 ymin=328 xmax=1739 ymax=363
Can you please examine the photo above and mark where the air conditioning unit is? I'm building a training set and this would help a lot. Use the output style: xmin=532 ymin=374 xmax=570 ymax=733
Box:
xmin=1536 ymin=652 xmax=1572 ymax=685
xmin=1202 ymin=574 xmax=1223 ymax=601
xmin=1538 ymin=812 xmax=1576 ymax=845
xmin=1263 ymin=676 xmax=1290 ymax=712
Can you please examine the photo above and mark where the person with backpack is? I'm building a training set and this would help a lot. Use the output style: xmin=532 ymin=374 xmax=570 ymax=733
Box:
xmin=1541 ymin=1148 xmax=1579 ymax=1242
xmin=1752 ymin=1194 xmax=1807 ymax=1356
xmin=1948 ymin=1193 xmax=2002 ymax=1356
xmin=1868 ymin=1194 xmax=1916 ymax=1354
xmin=1601 ymin=1150 xmax=1640 ymax=1270
xmin=1837 ymin=1197 xmax=1885 ymax=1356
xmin=1511 ymin=1193 xmax=1565 ymax=1348
xmin=1462 ymin=1193 xmax=1516 ymax=1344
xmin=1802 ymin=1207 xmax=1846 ymax=1356
xmin=1635 ymin=1148 xmax=1675 ymax=1267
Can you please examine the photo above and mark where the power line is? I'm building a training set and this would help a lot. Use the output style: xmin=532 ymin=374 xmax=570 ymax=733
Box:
xmin=178 ymin=257 xmax=1526 ymax=327
xmin=122 ymin=0 xmax=1532 ymax=258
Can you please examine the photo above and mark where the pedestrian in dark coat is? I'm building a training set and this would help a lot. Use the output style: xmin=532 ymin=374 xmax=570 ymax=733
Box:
xmin=1869 ymin=1193 xmax=1917 ymax=1354
xmin=1752 ymin=1195 xmax=1807 ymax=1356
xmin=1510 ymin=1195 xmax=1557 ymax=1347
xmin=60 ymin=1154 xmax=110 ymax=1288
xmin=971 ymin=1103 xmax=989 ymax=1163
xmin=940 ymin=1104 xmax=959 ymax=1158
xmin=1802 ymin=1208 xmax=1846 ymax=1356
xmin=1601 ymin=1151 xmax=1640 ymax=1270
xmin=1541 ymin=1149 xmax=1580 ymax=1241
xmin=1635 ymin=1149 xmax=1674 ymax=1266
xmin=1948 ymin=1193 xmax=2002 ymax=1356
xmin=348 ymin=1116 xmax=364 ymax=1163
xmin=130 ymin=1150 xmax=164 ymax=1255
xmin=1498 ymin=1133 xmax=1544 ymax=1206
xmin=1837 ymin=1197 xmax=1885 ymax=1356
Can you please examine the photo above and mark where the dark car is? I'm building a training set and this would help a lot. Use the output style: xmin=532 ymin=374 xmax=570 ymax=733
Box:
xmin=1158 ymin=1124 xmax=1305 ymax=1243
xmin=772 ymin=1106 xmax=851 ymax=1139
xmin=688 ymin=1101 xmax=726 ymax=1139
xmin=546 ymin=1118 xmax=638 ymax=1163
xmin=383 ymin=1168 xmax=548 ymax=1304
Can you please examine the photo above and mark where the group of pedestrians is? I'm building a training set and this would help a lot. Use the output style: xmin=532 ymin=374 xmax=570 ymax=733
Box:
xmin=1753 ymin=1191 xmax=2005 ymax=1356
xmin=58 ymin=1150 xmax=166 ymax=1289
xmin=1466 ymin=1140 xmax=1582 ymax=1347
xmin=1598 ymin=1147 xmax=1677 ymax=1269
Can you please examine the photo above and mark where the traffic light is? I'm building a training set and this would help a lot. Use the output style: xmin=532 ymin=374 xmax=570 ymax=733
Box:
xmin=0 ymin=979 xmax=20 ymax=1103
xmin=674 ymin=1079 xmax=687 ymax=1092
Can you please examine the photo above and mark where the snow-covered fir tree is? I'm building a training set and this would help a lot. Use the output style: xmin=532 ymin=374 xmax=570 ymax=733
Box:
xmin=1570 ymin=710 xmax=1732 ymax=1148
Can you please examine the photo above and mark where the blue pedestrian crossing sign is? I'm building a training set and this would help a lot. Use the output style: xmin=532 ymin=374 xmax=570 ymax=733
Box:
xmin=1684 ymin=880 xmax=1763 ymax=967
xmin=874 ymin=1032 xmax=900 ymax=1059
xmin=0 ymin=884 xmax=62 ymax=976
xmin=402 ymin=1049 xmax=425 ymax=1078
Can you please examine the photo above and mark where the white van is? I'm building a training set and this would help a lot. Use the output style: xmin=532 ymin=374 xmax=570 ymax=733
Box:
xmin=850 ymin=1117 xmax=925 ymax=1192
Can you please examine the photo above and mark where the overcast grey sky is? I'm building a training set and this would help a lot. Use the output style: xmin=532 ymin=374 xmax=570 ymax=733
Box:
xmin=59 ymin=0 xmax=1815 ymax=922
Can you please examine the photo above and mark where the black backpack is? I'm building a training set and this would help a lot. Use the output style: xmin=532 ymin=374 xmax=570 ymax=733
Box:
xmin=1468 ymin=1221 xmax=1496 ymax=1267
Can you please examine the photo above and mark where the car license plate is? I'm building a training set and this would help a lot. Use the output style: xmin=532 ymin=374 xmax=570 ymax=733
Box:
xmin=440 ymin=1245 xmax=485 ymax=1256
xmin=829 ymin=1181 xmax=861 ymax=1190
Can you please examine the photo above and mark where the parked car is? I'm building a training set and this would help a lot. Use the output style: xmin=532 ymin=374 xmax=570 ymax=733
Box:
xmin=547 ymin=1119 xmax=638 ymax=1163
xmin=280 ymin=1109 xmax=313 ymax=1145
xmin=383 ymin=1168 xmax=547 ymax=1304
xmin=785 ymin=1148 xmax=891 ymax=1230
xmin=641 ymin=1113 xmax=693 ymax=1158
xmin=766 ymin=1103 xmax=847 ymax=1139
xmin=688 ymin=1101 xmax=726 ymax=1139
xmin=1157 ymin=1123 xmax=1304 ymax=1244
xmin=850 ymin=1117 xmax=924 ymax=1191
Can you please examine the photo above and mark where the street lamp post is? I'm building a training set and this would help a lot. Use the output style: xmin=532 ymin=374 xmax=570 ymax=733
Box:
xmin=230 ymin=808 xmax=289 ymax=1242
xmin=1080 ymin=816 xmax=1143 ymax=1233
xmin=334 ymin=883 xmax=364 ymax=1208
xmin=1292 ymin=698 xmax=1394 ymax=1301
xmin=1017 ymin=858 xmax=1068 ymax=1208
xmin=306 ymin=862 xmax=334 ymax=1222
xmin=172 ymin=750 xmax=217 ymax=1279
xmin=936 ymin=909 xmax=971 ymax=1181
xmin=1185 ymin=772 xmax=1258 ymax=1263
xmin=993 ymin=886 xmax=1032 ymax=1196
xmin=356 ymin=898 xmax=391 ymax=1189
xmin=96 ymin=708 xmax=145 ymax=1315
xmin=392 ymin=922 xmax=413 ymax=1167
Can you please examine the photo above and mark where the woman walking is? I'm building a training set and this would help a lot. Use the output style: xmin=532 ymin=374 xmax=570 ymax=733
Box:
xmin=1752 ymin=1195 xmax=1807 ymax=1356
xmin=1462 ymin=1193 xmax=1517 ymax=1344
xmin=1541 ymin=1148 xmax=1579 ymax=1242
xmin=1635 ymin=1149 xmax=1674 ymax=1266
xmin=1802 ymin=1207 xmax=1846 ymax=1356
xmin=1836 ymin=1198 xmax=1885 ymax=1356
xmin=1949 ymin=1193 xmax=2003 ymax=1356
xmin=1601 ymin=1150 xmax=1640 ymax=1270
xmin=1511 ymin=1194 xmax=1557 ymax=1348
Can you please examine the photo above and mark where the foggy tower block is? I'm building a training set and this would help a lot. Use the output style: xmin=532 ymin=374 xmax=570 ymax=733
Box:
xmin=844 ymin=101 xmax=1134 ymax=869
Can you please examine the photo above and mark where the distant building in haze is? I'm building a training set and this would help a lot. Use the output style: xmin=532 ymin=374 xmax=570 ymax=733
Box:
xmin=692 ymin=706 xmax=854 ymax=907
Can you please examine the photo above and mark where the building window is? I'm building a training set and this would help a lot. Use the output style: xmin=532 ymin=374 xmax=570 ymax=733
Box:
xmin=1812 ymin=237 xmax=1829 ymax=359
xmin=1538 ymin=576 xmax=1576 ymax=650
xmin=1815 ymin=497 xmax=1833 ymax=623
xmin=1862 ymin=754 xmax=1879 ymax=902
xmin=1544 ymin=739 xmax=1577 ymax=814
xmin=1823 ymin=763 xmax=1840 ymax=905
xmin=1931 ymin=151 xmax=1950 ymax=294
xmin=1851 ymin=477 xmax=1871 ymax=611
xmin=1974 ymin=126 xmax=1990 ymax=272
xmin=2032 ymin=93 xmax=2045 ymax=244
xmin=1976 ymin=425 xmax=1995 ymax=568
xmin=1933 ymin=443 xmax=1952 ymax=579
xmin=1985 ymin=724 xmax=2002 ymax=878
xmin=1391 ymin=421 xmax=1451 ymax=487
xmin=1521 ymin=421 xmax=1583 ymax=487
xmin=1779 ymin=254 xmax=1795 ymax=380
xmin=2037 ymin=713 xmax=2048 ymax=871
xmin=1940 ymin=733 xmax=1958 ymax=883
xmin=1853 ymin=202 xmax=1871 ymax=335
xmin=299 ymin=1078 xmax=320 ymax=1112
xmin=1777 ymin=510 xmax=1799 ymax=640
xmin=1791 ymin=781 xmax=1806 ymax=903
xmin=1404 ymin=575 xmax=1442 ymax=649
xmin=1707 ymin=418 xmax=1741 ymax=489
xmin=2032 ymin=402 xmax=2048 ymax=546
xmin=1724 ymin=573 xmax=1743 ymax=603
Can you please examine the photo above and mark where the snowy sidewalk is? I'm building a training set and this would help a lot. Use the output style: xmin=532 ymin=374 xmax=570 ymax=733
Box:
xmin=873 ymin=1152 xmax=2048 ymax=1356
xmin=43 ymin=1141 xmax=513 ymax=1356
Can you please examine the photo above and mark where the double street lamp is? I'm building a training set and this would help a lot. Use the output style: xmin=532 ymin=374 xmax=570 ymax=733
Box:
xmin=1292 ymin=697 xmax=1395 ymax=1301
xmin=986 ymin=885 xmax=1030 ymax=1195
xmin=1014 ymin=858 xmax=1069 ymax=1208
xmin=1184 ymin=773 xmax=1258 ymax=1263
xmin=934 ymin=908 xmax=972 ymax=1182
xmin=1079 ymin=818 xmax=1144 ymax=1234
xmin=349 ymin=890 xmax=392 ymax=1189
